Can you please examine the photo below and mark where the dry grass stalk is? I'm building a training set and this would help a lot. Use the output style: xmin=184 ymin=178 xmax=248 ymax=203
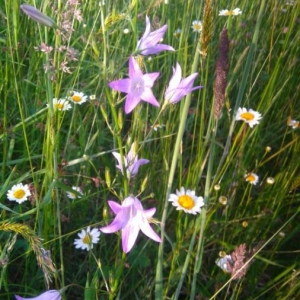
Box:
xmin=213 ymin=27 xmax=229 ymax=120
xmin=200 ymin=0 xmax=213 ymax=57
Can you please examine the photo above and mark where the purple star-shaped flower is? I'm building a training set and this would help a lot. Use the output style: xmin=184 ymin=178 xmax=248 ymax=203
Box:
xmin=109 ymin=56 xmax=160 ymax=114
xmin=100 ymin=196 xmax=161 ymax=253
xmin=15 ymin=290 xmax=61 ymax=300
xmin=136 ymin=16 xmax=175 ymax=55
xmin=165 ymin=63 xmax=203 ymax=104
xmin=112 ymin=142 xmax=149 ymax=179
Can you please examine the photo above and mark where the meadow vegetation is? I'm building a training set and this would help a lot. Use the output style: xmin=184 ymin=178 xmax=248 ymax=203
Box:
xmin=0 ymin=0 xmax=299 ymax=299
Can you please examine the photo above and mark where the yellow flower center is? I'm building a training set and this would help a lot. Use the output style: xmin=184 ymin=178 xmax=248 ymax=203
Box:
xmin=83 ymin=234 xmax=92 ymax=245
xmin=246 ymin=174 xmax=255 ymax=182
xmin=194 ymin=24 xmax=202 ymax=31
xmin=178 ymin=195 xmax=195 ymax=209
xmin=72 ymin=95 xmax=82 ymax=102
xmin=13 ymin=189 xmax=26 ymax=199
xmin=225 ymin=11 xmax=234 ymax=15
xmin=55 ymin=103 xmax=64 ymax=110
xmin=240 ymin=112 xmax=254 ymax=121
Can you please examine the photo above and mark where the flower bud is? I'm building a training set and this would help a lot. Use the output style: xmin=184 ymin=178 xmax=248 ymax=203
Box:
xmin=20 ymin=4 xmax=57 ymax=28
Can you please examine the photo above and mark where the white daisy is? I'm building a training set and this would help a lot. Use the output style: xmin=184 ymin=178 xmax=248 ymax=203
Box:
xmin=235 ymin=107 xmax=262 ymax=128
xmin=47 ymin=98 xmax=72 ymax=111
xmin=244 ymin=173 xmax=259 ymax=185
xmin=191 ymin=20 xmax=203 ymax=33
xmin=266 ymin=177 xmax=275 ymax=185
xmin=173 ymin=28 xmax=181 ymax=38
xmin=215 ymin=254 xmax=233 ymax=273
xmin=168 ymin=187 xmax=204 ymax=214
xmin=219 ymin=8 xmax=242 ymax=16
xmin=69 ymin=91 xmax=88 ymax=105
xmin=151 ymin=123 xmax=165 ymax=131
xmin=74 ymin=226 xmax=100 ymax=251
xmin=7 ymin=183 xmax=31 ymax=204
xmin=66 ymin=186 xmax=83 ymax=199
xmin=288 ymin=119 xmax=299 ymax=129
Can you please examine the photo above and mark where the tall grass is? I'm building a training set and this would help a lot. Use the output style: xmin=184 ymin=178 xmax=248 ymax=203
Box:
xmin=0 ymin=0 xmax=299 ymax=299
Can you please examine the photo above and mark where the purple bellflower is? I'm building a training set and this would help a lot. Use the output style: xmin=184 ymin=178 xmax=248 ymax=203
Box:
xmin=100 ymin=196 xmax=161 ymax=253
xmin=15 ymin=290 xmax=61 ymax=300
xmin=136 ymin=16 xmax=175 ymax=55
xmin=112 ymin=142 xmax=149 ymax=180
xmin=109 ymin=56 xmax=160 ymax=114
xmin=165 ymin=63 xmax=202 ymax=104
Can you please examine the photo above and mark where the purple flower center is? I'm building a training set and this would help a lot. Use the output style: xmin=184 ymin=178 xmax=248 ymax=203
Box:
xmin=131 ymin=78 xmax=144 ymax=96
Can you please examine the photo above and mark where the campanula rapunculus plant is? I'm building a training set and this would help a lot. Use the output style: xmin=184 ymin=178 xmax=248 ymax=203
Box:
xmin=20 ymin=4 xmax=57 ymax=28
xmin=164 ymin=63 xmax=202 ymax=104
xmin=112 ymin=142 xmax=149 ymax=180
xmin=136 ymin=16 xmax=175 ymax=55
xmin=15 ymin=290 xmax=61 ymax=300
xmin=100 ymin=196 xmax=161 ymax=253
xmin=109 ymin=56 xmax=160 ymax=114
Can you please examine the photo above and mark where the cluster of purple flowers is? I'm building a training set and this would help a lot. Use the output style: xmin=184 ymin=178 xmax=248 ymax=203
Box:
xmin=109 ymin=16 xmax=203 ymax=114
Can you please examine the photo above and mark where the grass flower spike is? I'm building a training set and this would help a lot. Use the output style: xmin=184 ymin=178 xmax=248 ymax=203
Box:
xmin=216 ymin=244 xmax=256 ymax=280
xmin=74 ymin=226 xmax=100 ymax=251
xmin=165 ymin=63 xmax=202 ymax=104
xmin=112 ymin=142 xmax=149 ymax=179
xmin=20 ymin=4 xmax=57 ymax=28
xmin=69 ymin=91 xmax=88 ymax=104
xmin=100 ymin=196 xmax=161 ymax=253
xmin=136 ymin=16 xmax=175 ymax=55
xmin=235 ymin=107 xmax=262 ymax=128
xmin=219 ymin=8 xmax=242 ymax=16
xmin=47 ymin=98 xmax=72 ymax=111
xmin=109 ymin=56 xmax=160 ymax=114
xmin=191 ymin=20 xmax=203 ymax=32
xmin=15 ymin=290 xmax=61 ymax=300
xmin=7 ymin=183 xmax=31 ymax=204
xmin=168 ymin=187 xmax=204 ymax=214
xmin=66 ymin=186 xmax=83 ymax=199
xmin=244 ymin=173 xmax=259 ymax=185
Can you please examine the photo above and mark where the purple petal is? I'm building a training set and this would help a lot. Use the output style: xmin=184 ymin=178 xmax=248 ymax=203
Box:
xmin=129 ymin=56 xmax=143 ymax=78
xmin=112 ymin=152 xmax=123 ymax=169
xmin=179 ymin=73 xmax=198 ymax=89
xmin=140 ymin=220 xmax=161 ymax=243
xmin=143 ymin=25 xmax=168 ymax=48
xmin=168 ymin=63 xmax=182 ymax=89
xmin=109 ymin=78 xmax=131 ymax=93
xmin=140 ymin=44 xmax=175 ymax=55
xmin=143 ymin=72 xmax=160 ymax=86
xmin=143 ymin=207 xmax=157 ymax=218
xmin=121 ymin=222 xmax=140 ymax=253
xmin=124 ymin=93 xmax=142 ymax=114
xmin=129 ymin=159 xmax=150 ymax=176
xmin=140 ymin=88 xmax=160 ymax=107
xmin=136 ymin=16 xmax=151 ymax=50
xmin=107 ymin=200 xmax=123 ymax=214
xmin=15 ymin=290 xmax=61 ymax=300
xmin=100 ymin=209 xmax=130 ymax=233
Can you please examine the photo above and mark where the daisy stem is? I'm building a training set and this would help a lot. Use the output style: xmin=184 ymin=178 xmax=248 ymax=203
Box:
xmin=189 ymin=124 xmax=216 ymax=299
xmin=155 ymin=45 xmax=201 ymax=300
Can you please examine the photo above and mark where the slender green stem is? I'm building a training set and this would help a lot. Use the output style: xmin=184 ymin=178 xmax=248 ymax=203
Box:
xmin=155 ymin=44 xmax=200 ymax=300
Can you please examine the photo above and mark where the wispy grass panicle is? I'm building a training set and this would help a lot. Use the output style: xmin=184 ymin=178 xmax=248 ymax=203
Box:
xmin=213 ymin=27 xmax=229 ymax=120
xmin=0 ymin=222 xmax=56 ymax=289
xmin=200 ymin=0 xmax=213 ymax=57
